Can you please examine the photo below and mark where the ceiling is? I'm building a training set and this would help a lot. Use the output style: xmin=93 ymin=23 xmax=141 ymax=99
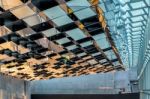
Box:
xmin=0 ymin=0 xmax=125 ymax=80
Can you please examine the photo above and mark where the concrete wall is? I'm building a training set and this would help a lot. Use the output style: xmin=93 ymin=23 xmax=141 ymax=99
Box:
xmin=0 ymin=68 xmax=138 ymax=99
xmin=0 ymin=73 xmax=30 ymax=99
xmin=31 ymin=70 xmax=138 ymax=94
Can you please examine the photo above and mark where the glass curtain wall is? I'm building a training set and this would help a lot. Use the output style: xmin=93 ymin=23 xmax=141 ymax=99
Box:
xmin=100 ymin=0 xmax=150 ymax=98
xmin=138 ymin=12 xmax=150 ymax=99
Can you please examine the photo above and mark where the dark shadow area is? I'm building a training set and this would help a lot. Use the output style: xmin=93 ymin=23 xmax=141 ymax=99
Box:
xmin=32 ymin=93 xmax=139 ymax=99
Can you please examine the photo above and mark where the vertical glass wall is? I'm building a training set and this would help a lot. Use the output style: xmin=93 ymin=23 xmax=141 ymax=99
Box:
xmin=138 ymin=8 xmax=150 ymax=99
xmin=100 ymin=0 xmax=150 ymax=98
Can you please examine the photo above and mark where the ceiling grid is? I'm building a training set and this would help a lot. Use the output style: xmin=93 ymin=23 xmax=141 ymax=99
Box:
xmin=0 ymin=0 xmax=127 ymax=80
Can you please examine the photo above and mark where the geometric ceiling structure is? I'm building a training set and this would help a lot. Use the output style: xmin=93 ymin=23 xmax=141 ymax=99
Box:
xmin=0 ymin=0 xmax=125 ymax=80
xmin=99 ymin=0 xmax=150 ymax=68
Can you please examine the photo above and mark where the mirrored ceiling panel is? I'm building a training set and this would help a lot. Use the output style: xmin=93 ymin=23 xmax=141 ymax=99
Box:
xmin=0 ymin=0 xmax=127 ymax=80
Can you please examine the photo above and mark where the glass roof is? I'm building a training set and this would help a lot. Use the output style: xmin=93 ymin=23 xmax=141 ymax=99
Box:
xmin=99 ymin=0 xmax=150 ymax=68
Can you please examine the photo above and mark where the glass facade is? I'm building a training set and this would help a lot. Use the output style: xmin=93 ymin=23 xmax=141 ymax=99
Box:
xmin=138 ymin=16 xmax=150 ymax=99
xmin=99 ymin=0 xmax=150 ymax=98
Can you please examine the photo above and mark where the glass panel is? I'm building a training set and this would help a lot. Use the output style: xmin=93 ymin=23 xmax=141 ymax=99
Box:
xmin=52 ymin=15 xmax=73 ymax=26
xmin=43 ymin=6 xmax=66 ymax=19
xmin=113 ymin=61 xmax=120 ymax=66
xmin=74 ymin=8 xmax=96 ymax=20
xmin=131 ymin=31 xmax=142 ymax=35
xmin=98 ymin=3 xmax=106 ymax=12
xmin=96 ymin=38 xmax=110 ymax=49
xmin=11 ymin=5 xmax=35 ymax=19
xmin=104 ymin=11 xmax=115 ymax=20
xmin=66 ymin=28 xmax=86 ymax=40
xmin=0 ymin=0 xmax=22 ymax=10
xmin=130 ymin=1 xmax=146 ymax=9
xmin=104 ymin=50 xmax=117 ymax=60
xmin=56 ymin=38 xmax=70 ymax=45
xmin=23 ymin=15 xmax=45 ymax=26
xmin=132 ymin=22 xmax=143 ymax=27
xmin=42 ymin=28 xmax=60 ymax=37
xmin=77 ymin=52 xmax=87 ymax=57
xmin=17 ymin=28 xmax=36 ymax=37
xmin=88 ymin=59 xmax=97 ymax=65
xmin=92 ymin=52 xmax=101 ymax=56
xmin=131 ymin=16 xmax=144 ymax=22
xmin=80 ymin=41 xmax=93 ymax=47
xmin=0 ymin=26 xmax=11 ymax=36
xmin=66 ymin=45 xmax=77 ymax=50
xmin=67 ymin=0 xmax=90 ymax=12
xmin=99 ymin=59 xmax=107 ymax=63
xmin=131 ymin=9 xmax=145 ymax=16
xmin=93 ymin=33 xmax=106 ymax=40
